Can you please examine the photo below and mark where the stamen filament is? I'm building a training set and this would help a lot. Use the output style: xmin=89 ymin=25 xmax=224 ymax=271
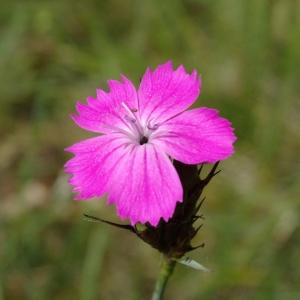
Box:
xmin=121 ymin=101 xmax=144 ymax=137
xmin=121 ymin=102 xmax=136 ymax=120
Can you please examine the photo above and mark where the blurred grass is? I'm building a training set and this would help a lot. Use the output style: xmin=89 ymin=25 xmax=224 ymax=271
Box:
xmin=0 ymin=0 xmax=299 ymax=299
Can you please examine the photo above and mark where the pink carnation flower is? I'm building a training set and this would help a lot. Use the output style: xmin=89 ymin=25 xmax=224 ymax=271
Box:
xmin=65 ymin=61 xmax=236 ymax=226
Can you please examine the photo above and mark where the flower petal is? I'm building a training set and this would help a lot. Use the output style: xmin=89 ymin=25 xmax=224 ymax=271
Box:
xmin=64 ymin=134 xmax=132 ymax=199
xmin=106 ymin=144 xmax=183 ymax=226
xmin=153 ymin=108 xmax=236 ymax=164
xmin=137 ymin=61 xmax=201 ymax=124
xmin=65 ymin=136 xmax=182 ymax=226
xmin=72 ymin=75 xmax=138 ymax=134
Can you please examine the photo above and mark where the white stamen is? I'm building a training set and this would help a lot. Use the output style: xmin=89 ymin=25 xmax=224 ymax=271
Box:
xmin=121 ymin=101 xmax=144 ymax=137
xmin=124 ymin=115 xmax=136 ymax=123
xmin=147 ymin=119 xmax=160 ymax=131
xmin=121 ymin=102 xmax=136 ymax=120
xmin=147 ymin=123 xmax=159 ymax=130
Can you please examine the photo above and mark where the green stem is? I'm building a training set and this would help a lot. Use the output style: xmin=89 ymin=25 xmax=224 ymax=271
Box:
xmin=151 ymin=256 xmax=176 ymax=300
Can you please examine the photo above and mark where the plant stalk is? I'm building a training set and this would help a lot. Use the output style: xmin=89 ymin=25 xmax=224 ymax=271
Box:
xmin=151 ymin=256 xmax=176 ymax=300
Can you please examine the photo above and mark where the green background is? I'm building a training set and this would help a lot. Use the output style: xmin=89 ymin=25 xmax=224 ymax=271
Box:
xmin=1 ymin=0 xmax=299 ymax=299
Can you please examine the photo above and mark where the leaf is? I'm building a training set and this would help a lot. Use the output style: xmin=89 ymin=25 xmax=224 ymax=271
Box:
xmin=176 ymin=256 xmax=210 ymax=272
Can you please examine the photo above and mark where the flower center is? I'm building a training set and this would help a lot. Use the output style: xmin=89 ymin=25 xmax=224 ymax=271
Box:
xmin=121 ymin=102 xmax=160 ymax=145
xmin=139 ymin=135 xmax=148 ymax=145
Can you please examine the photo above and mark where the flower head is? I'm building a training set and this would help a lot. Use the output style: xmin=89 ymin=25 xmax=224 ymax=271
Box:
xmin=65 ymin=61 xmax=236 ymax=226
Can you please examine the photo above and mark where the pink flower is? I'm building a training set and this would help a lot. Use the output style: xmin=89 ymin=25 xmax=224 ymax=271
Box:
xmin=65 ymin=61 xmax=236 ymax=226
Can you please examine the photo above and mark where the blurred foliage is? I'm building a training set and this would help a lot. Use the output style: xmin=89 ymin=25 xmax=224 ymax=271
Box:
xmin=0 ymin=0 xmax=299 ymax=299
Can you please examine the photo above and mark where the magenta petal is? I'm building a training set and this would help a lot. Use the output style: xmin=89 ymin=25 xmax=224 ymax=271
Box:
xmin=72 ymin=75 xmax=138 ymax=133
xmin=138 ymin=61 xmax=201 ymax=124
xmin=65 ymin=62 xmax=237 ymax=226
xmin=106 ymin=144 xmax=183 ymax=226
xmin=64 ymin=134 xmax=131 ymax=199
xmin=154 ymin=108 xmax=237 ymax=164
